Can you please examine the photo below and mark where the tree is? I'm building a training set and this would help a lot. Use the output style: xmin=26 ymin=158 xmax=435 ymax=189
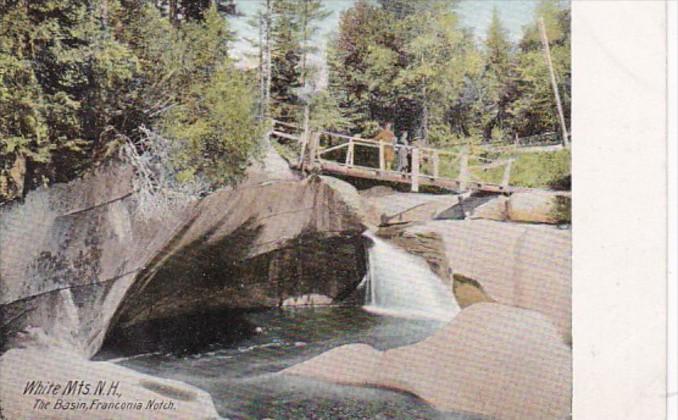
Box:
xmin=395 ymin=4 xmax=476 ymax=144
xmin=268 ymin=0 xmax=302 ymax=120
xmin=327 ymin=0 xmax=397 ymax=135
xmin=509 ymin=0 xmax=570 ymax=139
xmin=327 ymin=0 xmax=475 ymax=142
xmin=1 ymin=1 xmax=260 ymax=202
xmin=298 ymin=0 xmax=331 ymax=86
xmin=477 ymin=7 xmax=516 ymax=141
xmin=0 ymin=0 xmax=139 ymax=196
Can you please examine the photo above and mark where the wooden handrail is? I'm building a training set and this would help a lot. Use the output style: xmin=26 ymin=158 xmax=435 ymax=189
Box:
xmin=271 ymin=130 xmax=300 ymax=141
xmin=272 ymin=119 xmax=301 ymax=129
xmin=268 ymin=124 xmax=545 ymax=193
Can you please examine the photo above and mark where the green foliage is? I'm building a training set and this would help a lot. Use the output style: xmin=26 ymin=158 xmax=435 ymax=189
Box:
xmin=269 ymin=0 xmax=302 ymax=120
xmin=509 ymin=148 xmax=570 ymax=189
xmin=306 ymin=91 xmax=349 ymax=133
xmin=1 ymin=1 xmax=260 ymax=202
xmin=161 ymin=62 xmax=262 ymax=186
xmin=327 ymin=0 xmax=571 ymax=148
xmin=436 ymin=147 xmax=570 ymax=189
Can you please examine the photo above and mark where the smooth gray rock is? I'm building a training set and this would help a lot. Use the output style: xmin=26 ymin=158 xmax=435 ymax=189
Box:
xmin=1 ymin=154 xmax=367 ymax=357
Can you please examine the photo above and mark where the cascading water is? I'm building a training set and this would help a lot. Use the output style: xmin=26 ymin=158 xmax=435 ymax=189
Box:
xmin=362 ymin=231 xmax=460 ymax=322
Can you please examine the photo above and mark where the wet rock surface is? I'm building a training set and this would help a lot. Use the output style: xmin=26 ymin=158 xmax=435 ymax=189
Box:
xmin=373 ymin=219 xmax=571 ymax=344
xmin=284 ymin=303 xmax=571 ymax=420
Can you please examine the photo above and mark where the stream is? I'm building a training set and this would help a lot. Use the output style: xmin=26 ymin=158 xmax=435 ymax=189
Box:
xmin=95 ymin=232 xmax=475 ymax=419
xmin=99 ymin=307 xmax=484 ymax=419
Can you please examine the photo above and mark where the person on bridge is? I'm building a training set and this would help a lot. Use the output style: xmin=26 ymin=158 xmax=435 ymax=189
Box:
xmin=375 ymin=122 xmax=396 ymax=171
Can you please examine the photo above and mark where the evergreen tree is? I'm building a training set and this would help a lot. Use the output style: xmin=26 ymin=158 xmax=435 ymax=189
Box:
xmin=1 ymin=0 xmax=260 ymax=202
xmin=269 ymin=0 xmax=302 ymax=120
xmin=327 ymin=0 xmax=396 ymax=135
xmin=510 ymin=0 xmax=570 ymax=139
xmin=298 ymin=0 xmax=331 ymax=86
xmin=477 ymin=7 xmax=516 ymax=141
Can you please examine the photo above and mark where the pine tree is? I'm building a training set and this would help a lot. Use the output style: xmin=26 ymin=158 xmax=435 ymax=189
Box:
xmin=297 ymin=0 xmax=331 ymax=87
xmin=478 ymin=7 xmax=516 ymax=141
xmin=510 ymin=0 xmax=570 ymax=139
xmin=268 ymin=0 xmax=301 ymax=120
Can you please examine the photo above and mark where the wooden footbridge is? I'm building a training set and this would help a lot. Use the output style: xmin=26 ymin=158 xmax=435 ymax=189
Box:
xmin=270 ymin=120 xmax=536 ymax=194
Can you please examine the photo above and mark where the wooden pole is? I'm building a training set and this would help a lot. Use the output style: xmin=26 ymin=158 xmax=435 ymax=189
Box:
xmin=258 ymin=14 xmax=265 ymax=119
xmin=296 ymin=104 xmax=311 ymax=168
xmin=411 ymin=148 xmax=420 ymax=192
xmin=345 ymin=139 xmax=354 ymax=166
xmin=432 ymin=150 xmax=440 ymax=178
xmin=502 ymin=159 xmax=513 ymax=187
xmin=539 ymin=17 xmax=569 ymax=147
xmin=264 ymin=0 xmax=272 ymax=117
xmin=379 ymin=142 xmax=385 ymax=172
xmin=303 ymin=103 xmax=310 ymax=138
xmin=459 ymin=150 xmax=469 ymax=191
xmin=309 ymin=132 xmax=321 ymax=166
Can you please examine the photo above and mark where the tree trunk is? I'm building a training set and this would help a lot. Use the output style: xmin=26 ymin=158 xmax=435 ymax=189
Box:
xmin=300 ymin=0 xmax=309 ymax=87
xmin=258 ymin=14 xmax=265 ymax=118
xmin=169 ymin=0 xmax=178 ymax=26
xmin=264 ymin=0 xmax=272 ymax=117
xmin=422 ymin=103 xmax=429 ymax=146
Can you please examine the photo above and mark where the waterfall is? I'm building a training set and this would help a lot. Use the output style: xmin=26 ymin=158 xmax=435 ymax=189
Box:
xmin=363 ymin=231 xmax=460 ymax=322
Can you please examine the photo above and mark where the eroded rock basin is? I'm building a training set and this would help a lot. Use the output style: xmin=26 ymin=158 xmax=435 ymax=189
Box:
xmin=96 ymin=306 xmax=483 ymax=419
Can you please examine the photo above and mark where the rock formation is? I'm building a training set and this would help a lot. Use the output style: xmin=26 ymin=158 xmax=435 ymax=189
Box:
xmin=284 ymin=302 xmax=571 ymax=420
xmin=0 ymin=146 xmax=370 ymax=358
xmin=469 ymin=191 xmax=571 ymax=224
xmin=378 ymin=219 xmax=571 ymax=343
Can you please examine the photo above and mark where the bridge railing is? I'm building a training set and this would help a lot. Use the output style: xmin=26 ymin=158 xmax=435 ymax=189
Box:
xmin=269 ymin=119 xmax=516 ymax=193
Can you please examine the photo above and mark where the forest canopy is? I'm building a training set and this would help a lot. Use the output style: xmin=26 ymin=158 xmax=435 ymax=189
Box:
xmin=324 ymin=0 xmax=570 ymax=144
xmin=0 ymin=0 xmax=260 ymax=202
xmin=0 ymin=0 xmax=570 ymax=202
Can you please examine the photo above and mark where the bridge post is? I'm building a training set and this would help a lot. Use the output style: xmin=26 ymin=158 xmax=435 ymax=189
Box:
xmin=345 ymin=139 xmax=354 ymax=167
xmin=432 ymin=150 xmax=440 ymax=178
xmin=459 ymin=150 xmax=469 ymax=191
xmin=502 ymin=158 xmax=514 ymax=187
xmin=296 ymin=104 xmax=311 ymax=169
xmin=379 ymin=142 xmax=385 ymax=172
xmin=308 ymin=132 xmax=320 ymax=168
xmin=411 ymin=147 xmax=420 ymax=192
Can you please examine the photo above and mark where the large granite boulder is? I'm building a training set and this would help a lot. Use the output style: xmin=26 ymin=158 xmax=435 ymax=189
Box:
xmin=359 ymin=187 xmax=462 ymax=225
xmin=284 ymin=303 xmax=571 ymax=420
xmin=507 ymin=191 xmax=571 ymax=224
xmin=469 ymin=191 xmax=571 ymax=224
xmin=1 ymin=147 xmax=369 ymax=358
xmin=405 ymin=220 xmax=571 ymax=343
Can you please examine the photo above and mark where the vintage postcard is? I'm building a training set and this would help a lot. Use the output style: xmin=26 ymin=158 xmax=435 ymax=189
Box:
xmin=0 ymin=1 xmax=671 ymax=419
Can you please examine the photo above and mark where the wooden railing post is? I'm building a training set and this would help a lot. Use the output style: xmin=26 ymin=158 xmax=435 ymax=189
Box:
xmin=378 ymin=142 xmax=385 ymax=172
xmin=459 ymin=150 xmax=469 ymax=191
xmin=297 ymin=132 xmax=308 ymax=169
xmin=502 ymin=159 xmax=514 ymax=187
xmin=432 ymin=150 xmax=439 ymax=179
xmin=308 ymin=132 xmax=320 ymax=166
xmin=411 ymin=147 xmax=420 ymax=192
xmin=345 ymin=139 xmax=354 ymax=167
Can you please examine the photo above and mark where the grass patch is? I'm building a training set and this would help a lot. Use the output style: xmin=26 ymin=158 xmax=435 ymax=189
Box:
xmin=509 ymin=148 xmax=570 ymax=189
xmin=436 ymin=147 xmax=570 ymax=189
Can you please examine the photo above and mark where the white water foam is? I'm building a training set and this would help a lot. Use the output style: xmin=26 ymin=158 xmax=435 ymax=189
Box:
xmin=363 ymin=231 xmax=460 ymax=322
